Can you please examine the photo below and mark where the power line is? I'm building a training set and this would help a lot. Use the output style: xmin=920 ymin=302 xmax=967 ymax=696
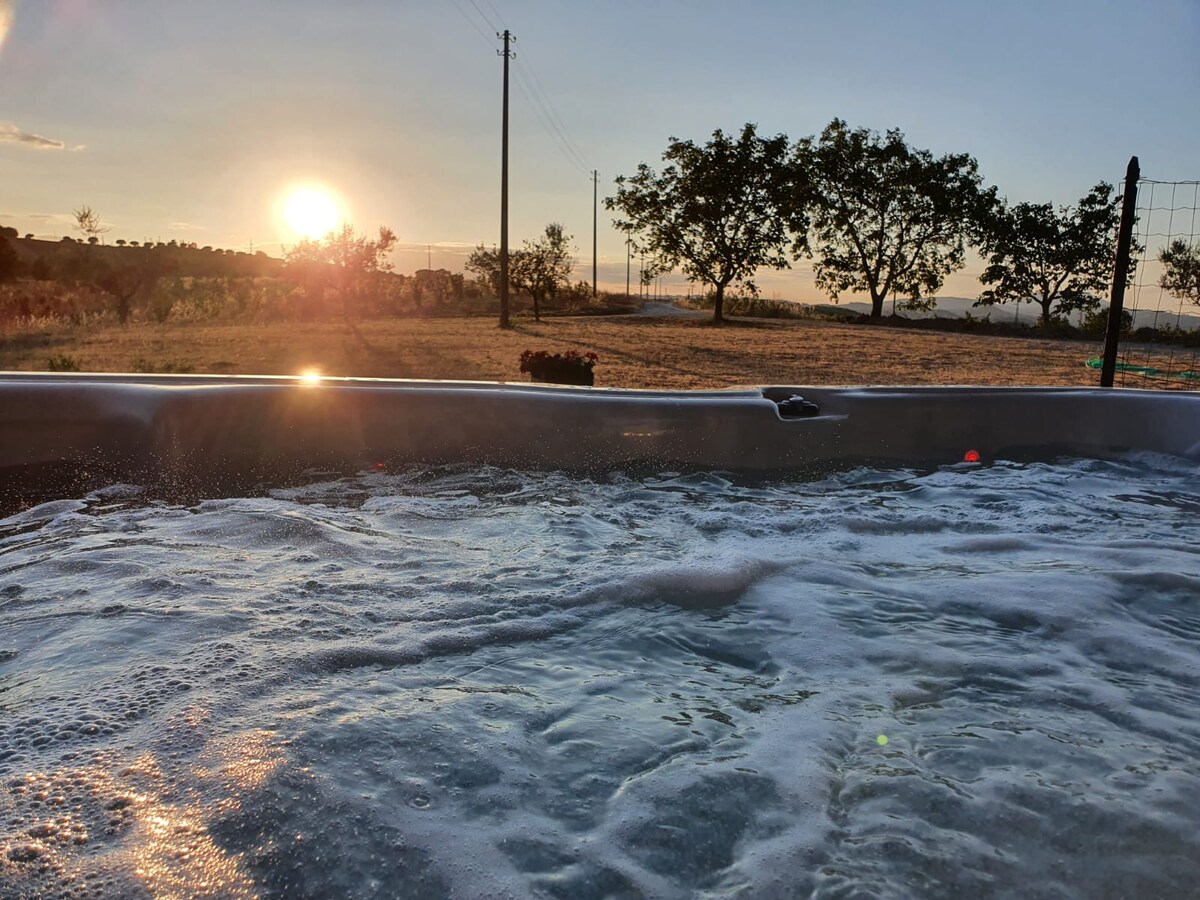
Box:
xmin=446 ymin=0 xmax=591 ymax=178
xmin=446 ymin=0 xmax=493 ymax=46
xmin=467 ymin=0 xmax=499 ymax=32
xmin=511 ymin=67 xmax=590 ymax=176
xmin=479 ymin=0 xmax=505 ymax=28
xmin=514 ymin=50 xmax=591 ymax=170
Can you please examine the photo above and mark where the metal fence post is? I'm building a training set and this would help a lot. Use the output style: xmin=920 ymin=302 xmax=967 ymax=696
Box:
xmin=1100 ymin=156 xmax=1140 ymax=388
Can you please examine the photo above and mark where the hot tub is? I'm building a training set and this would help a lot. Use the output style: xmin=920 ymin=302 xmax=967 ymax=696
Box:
xmin=1 ymin=377 xmax=1198 ymax=898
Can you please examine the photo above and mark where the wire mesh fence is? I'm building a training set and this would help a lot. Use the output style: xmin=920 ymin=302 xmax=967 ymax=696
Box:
xmin=1105 ymin=176 xmax=1200 ymax=389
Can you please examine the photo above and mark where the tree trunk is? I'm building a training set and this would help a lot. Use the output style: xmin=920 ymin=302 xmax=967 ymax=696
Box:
xmin=116 ymin=296 xmax=131 ymax=326
xmin=869 ymin=288 xmax=884 ymax=321
xmin=713 ymin=283 xmax=725 ymax=325
xmin=533 ymin=291 xmax=541 ymax=322
xmin=1040 ymin=297 xmax=1054 ymax=329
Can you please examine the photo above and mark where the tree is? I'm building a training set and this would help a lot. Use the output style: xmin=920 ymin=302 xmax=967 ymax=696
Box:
xmin=73 ymin=205 xmax=109 ymax=243
xmin=796 ymin=119 xmax=991 ymax=320
xmin=58 ymin=245 xmax=164 ymax=324
xmin=1159 ymin=239 xmax=1200 ymax=307
xmin=284 ymin=224 xmax=397 ymax=318
xmin=976 ymin=183 xmax=1122 ymax=327
xmin=606 ymin=123 xmax=798 ymax=325
xmin=511 ymin=223 xmax=575 ymax=321
xmin=465 ymin=245 xmax=503 ymax=297
xmin=0 ymin=233 xmax=19 ymax=283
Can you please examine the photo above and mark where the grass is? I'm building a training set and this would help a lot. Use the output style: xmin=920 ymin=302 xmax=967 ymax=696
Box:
xmin=0 ymin=313 xmax=1152 ymax=389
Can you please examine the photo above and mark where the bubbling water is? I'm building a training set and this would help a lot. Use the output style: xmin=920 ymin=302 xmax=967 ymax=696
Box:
xmin=1 ymin=456 xmax=1199 ymax=898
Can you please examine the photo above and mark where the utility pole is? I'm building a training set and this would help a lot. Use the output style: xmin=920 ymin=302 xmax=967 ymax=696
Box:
xmin=592 ymin=170 xmax=598 ymax=298
xmin=625 ymin=238 xmax=631 ymax=297
xmin=498 ymin=29 xmax=515 ymax=328
xmin=427 ymin=244 xmax=432 ymax=270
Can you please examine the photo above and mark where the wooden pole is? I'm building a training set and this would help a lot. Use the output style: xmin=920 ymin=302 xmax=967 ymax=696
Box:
xmin=498 ymin=30 xmax=514 ymax=328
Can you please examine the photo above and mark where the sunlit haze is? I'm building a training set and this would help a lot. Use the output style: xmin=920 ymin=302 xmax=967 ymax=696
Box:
xmin=2 ymin=0 xmax=1197 ymax=300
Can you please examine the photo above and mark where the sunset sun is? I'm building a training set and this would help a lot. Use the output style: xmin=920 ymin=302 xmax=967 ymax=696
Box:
xmin=282 ymin=187 xmax=340 ymax=239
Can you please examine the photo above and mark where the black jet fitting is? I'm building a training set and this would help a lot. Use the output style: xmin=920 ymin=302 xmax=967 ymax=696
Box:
xmin=776 ymin=395 xmax=821 ymax=419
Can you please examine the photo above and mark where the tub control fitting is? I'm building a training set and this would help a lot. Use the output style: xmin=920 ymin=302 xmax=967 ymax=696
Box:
xmin=776 ymin=395 xmax=821 ymax=419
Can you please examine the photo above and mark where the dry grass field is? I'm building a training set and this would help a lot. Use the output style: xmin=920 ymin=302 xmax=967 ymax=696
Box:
xmin=0 ymin=312 xmax=1151 ymax=389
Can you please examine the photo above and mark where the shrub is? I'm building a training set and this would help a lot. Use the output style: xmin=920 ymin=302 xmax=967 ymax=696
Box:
xmin=44 ymin=354 xmax=82 ymax=372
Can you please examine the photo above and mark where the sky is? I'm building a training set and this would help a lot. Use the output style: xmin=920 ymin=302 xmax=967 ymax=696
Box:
xmin=2 ymin=0 xmax=1198 ymax=301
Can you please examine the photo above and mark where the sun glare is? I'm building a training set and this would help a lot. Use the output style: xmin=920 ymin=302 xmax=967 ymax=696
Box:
xmin=298 ymin=369 xmax=323 ymax=386
xmin=282 ymin=187 xmax=340 ymax=240
xmin=0 ymin=2 xmax=13 ymax=59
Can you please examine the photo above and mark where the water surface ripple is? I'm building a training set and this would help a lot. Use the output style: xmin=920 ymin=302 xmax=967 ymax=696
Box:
xmin=1 ymin=456 xmax=1198 ymax=898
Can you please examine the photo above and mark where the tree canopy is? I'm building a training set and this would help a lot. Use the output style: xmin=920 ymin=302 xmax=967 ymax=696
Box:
xmin=512 ymin=223 xmax=574 ymax=321
xmin=1159 ymin=239 xmax=1200 ymax=307
xmin=606 ymin=123 xmax=798 ymax=324
xmin=976 ymin=183 xmax=1121 ymax=326
xmin=284 ymin=224 xmax=396 ymax=318
xmin=73 ymin=205 xmax=109 ymax=243
xmin=464 ymin=245 xmax=502 ymax=297
xmin=796 ymin=119 xmax=991 ymax=319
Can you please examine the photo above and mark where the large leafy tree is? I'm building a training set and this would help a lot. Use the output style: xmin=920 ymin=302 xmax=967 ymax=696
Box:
xmin=1159 ymin=239 xmax=1200 ymax=307
xmin=285 ymin=224 xmax=396 ymax=318
xmin=606 ymin=123 xmax=798 ymax=325
xmin=512 ymin=223 xmax=575 ymax=321
xmin=976 ymin=184 xmax=1121 ymax=327
xmin=796 ymin=119 xmax=990 ymax=320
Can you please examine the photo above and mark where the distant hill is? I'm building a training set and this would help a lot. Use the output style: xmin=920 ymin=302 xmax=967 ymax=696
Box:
xmin=832 ymin=296 xmax=1200 ymax=331
xmin=8 ymin=235 xmax=285 ymax=279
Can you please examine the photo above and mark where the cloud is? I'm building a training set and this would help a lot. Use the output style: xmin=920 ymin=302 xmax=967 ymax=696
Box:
xmin=0 ymin=122 xmax=68 ymax=150
xmin=168 ymin=222 xmax=204 ymax=232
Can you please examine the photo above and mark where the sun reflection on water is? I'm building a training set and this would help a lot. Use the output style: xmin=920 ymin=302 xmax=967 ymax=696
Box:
xmin=0 ymin=719 xmax=286 ymax=898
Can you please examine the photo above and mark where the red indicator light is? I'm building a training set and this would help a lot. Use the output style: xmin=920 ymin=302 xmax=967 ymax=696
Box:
xmin=963 ymin=449 xmax=981 ymax=463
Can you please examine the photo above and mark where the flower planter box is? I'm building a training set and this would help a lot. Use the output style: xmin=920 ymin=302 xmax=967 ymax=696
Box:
xmin=530 ymin=370 xmax=595 ymax=386
xmin=520 ymin=350 xmax=598 ymax=387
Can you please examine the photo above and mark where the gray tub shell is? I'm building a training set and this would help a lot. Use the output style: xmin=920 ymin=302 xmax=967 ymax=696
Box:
xmin=1 ymin=375 xmax=1198 ymax=491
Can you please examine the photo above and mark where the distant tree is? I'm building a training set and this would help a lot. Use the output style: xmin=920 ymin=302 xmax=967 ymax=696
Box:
xmin=96 ymin=261 xmax=160 ymax=325
xmin=0 ymin=226 xmax=17 ymax=240
xmin=59 ymin=248 xmax=164 ymax=325
xmin=976 ymin=183 xmax=1122 ymax=327
xmin=512 ymin=223 xmax=575 ymax=321
xmin=24 ymin=233 xmax=34 ymax=241
xmin=795 ymin=119 xmax=991 ymax=320
xmin=284 ymin=224 xmax=397 ymax=318
xmin=73 ymin=205 xmax=109 ymax=243
xmin=0 ymin=234 xmax=19 ymax=283
xmin=115 ymin=239 xmax=127 ymax=247
xmin=1159 ymin=239 xmax=1200 ymax=307
xmin=130 ymin=241 xmax=140 ymax=247
xmin=606 ymin=123 xmax=799 ymax=324
xmin=465 ymin=245 xmax=503 ymax=297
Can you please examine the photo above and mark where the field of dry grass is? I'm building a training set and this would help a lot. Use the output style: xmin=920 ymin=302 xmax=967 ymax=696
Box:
xmin=0 ymin=312 xmax=1140 ymax=389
